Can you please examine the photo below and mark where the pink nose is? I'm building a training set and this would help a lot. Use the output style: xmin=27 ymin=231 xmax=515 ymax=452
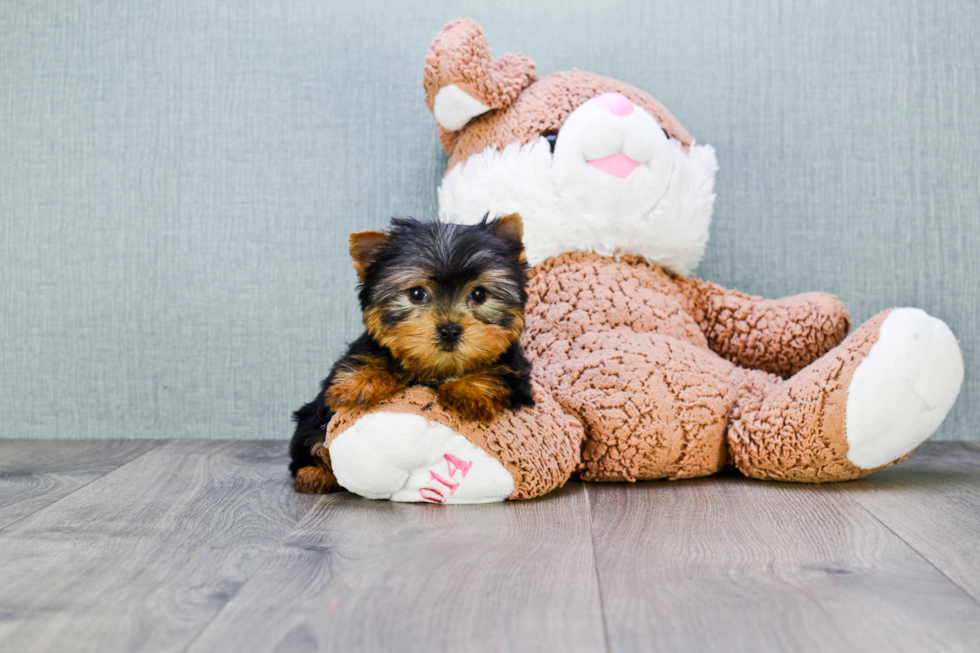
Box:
xmin=594 ymin=92 xmax=634 ymax=116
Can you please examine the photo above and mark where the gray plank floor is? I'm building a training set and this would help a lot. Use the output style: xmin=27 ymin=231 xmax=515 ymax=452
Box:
xmin=0 ymin=440 xmax=162 ymax=530
xmin=0 ymin=441 xmax=977 ymax=653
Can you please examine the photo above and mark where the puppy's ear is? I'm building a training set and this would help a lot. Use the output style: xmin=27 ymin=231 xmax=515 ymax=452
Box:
xmin=493 ymin=213 xmax=523 ymax=246
xmin=349 ymin=231 xmax=388 ymax=280
xmin=492 ymin=213 xmax=527 ymax=263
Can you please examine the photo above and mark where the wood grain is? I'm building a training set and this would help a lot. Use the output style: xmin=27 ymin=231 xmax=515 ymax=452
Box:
xmin=1 ymin=441 xmax=977 ymax=653
xmin=0 ymin=439 xmax=161 ymax=530
xmin=0 ymin=440 xmax=317 ymax=653
xmin=840 ymin=442 xmax=980 ymax=604
xmin=187 ymin=482 xmax=607 ymax=653
xmin=588 ymin=474 xmax=980 ymax=652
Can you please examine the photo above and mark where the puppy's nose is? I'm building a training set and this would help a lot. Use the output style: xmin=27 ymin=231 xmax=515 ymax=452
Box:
xmin=594 ymin=92 xmax=634 ymax=116
xmin=437 ymin=322 xmax=462 ymax=344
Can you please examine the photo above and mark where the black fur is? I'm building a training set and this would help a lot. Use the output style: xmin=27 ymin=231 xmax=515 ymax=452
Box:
xmin=494 ymin=341 xmax=536 ymax=409
xmin=289 ymin=217 xmax=534 ymax=478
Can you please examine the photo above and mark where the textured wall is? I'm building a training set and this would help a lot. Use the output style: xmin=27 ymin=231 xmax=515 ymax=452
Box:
xmin=1 ymin=0 xmax=977 ymax=440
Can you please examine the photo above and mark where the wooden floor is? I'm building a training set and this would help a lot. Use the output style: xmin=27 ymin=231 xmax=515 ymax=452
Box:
xmin=0 ymin=441 xmax=978 ymax=652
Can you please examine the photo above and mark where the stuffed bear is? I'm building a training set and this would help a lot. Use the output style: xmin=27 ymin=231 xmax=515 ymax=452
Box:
xmin=316 ymin=19 xmax=964 ymax=503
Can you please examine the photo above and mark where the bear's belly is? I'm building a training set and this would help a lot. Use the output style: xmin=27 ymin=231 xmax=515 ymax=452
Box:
xmin=521 ymin=251 xmax=707 ymax=363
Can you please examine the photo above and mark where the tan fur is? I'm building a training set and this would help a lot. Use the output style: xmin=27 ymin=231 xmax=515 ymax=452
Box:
xmin=325 ymin=356 xmax=406 ymax=411
xmin=364 ymin=277 xmax=524 ymax=381
xmin=437 ymin=368 xmax=512 ymax=422
xmin=374 ymin=311 xmax=520 ymax=381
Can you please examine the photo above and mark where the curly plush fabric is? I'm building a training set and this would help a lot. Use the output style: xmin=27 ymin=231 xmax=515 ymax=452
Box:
xmin=317 ymin=18 xmax=963 ymax=502
xmin=545 ymin=330 xmax=735 ymax=482
xmin=519 ymin=252 xmax=865 ymax=483
xmin=728 ymin=310 xmax=896 ymax=482
xmin=523 ymin=253 xmax=707 ymax=357
xmin=326 ymin=382 xmax=583 ymax=500
xmin=675 ymin=276 xmax=852 ymax=378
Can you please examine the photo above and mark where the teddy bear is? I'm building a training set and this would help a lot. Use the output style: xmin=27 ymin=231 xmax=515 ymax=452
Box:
xmin=315 ymin=19 xmax=964 ymax=504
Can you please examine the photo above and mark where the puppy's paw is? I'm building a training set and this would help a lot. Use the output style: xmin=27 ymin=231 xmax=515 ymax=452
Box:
xmin=294 ymin=465 xmax=340 ymax=494
xmin=437 ymin=372 xmax=509 ymax=422
xmin=325 ymin=358 xmax=403 ymax=411
xmin=437 ymin=390 xmax=501 ymax=422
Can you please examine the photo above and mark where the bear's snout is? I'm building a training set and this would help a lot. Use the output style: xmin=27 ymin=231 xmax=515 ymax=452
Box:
xmin=594 ymin=92 xmax=635 ymax=116
xmin=554 ymin=93 xmax=670 ymax=184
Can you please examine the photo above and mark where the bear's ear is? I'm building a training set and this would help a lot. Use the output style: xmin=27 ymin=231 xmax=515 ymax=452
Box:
xmin=424 ymin=19 xmax=536 ymax=142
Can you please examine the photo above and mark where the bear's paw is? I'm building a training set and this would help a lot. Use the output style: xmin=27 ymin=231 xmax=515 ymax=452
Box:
xmin=845 ymin=308 xmax=964 ymax=469
xmin=329 ymin=412 xmax=514 ymax=504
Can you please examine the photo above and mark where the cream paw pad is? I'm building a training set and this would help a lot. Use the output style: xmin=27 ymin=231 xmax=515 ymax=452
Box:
xmin=329 ymin=412 xmax=515 ymax=504
xmin=845 ymin=308 xmax=964 ymax=470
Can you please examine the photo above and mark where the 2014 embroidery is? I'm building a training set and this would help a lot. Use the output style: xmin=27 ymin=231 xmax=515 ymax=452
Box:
xmin=418 ymin=453 xmax=473 ymax=503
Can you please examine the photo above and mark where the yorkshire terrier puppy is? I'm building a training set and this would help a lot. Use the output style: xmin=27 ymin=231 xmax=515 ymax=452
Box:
xmin=289 ymin=214 xmax=535 ymax=493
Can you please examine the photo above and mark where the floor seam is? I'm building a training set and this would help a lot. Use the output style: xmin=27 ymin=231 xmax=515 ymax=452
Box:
xmin=179 ymin=492 xmax=333 ymax=653
xmin=584 ymin=484 xmax=613 ymax=653
xmin=0 ymin=439 xmax=169 ymax=535
xmin=834 ymin=481 xmax=980 ymax=610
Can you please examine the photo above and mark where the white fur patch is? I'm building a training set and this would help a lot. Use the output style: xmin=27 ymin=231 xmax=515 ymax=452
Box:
xmin=433 ymin=84 xmax=491 ymax=131
xmin=330 ymin=412 xmax=515 ymax=504
xmin=845 ymin=308 xmax=964 ymax=469
xmin=438 ymin=96 xmax=718 ymax=275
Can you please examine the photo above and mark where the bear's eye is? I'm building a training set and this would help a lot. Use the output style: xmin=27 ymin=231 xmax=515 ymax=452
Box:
xmin=408 ymin=287 xmax=429 ymax=304
xmin=543 ymin=132 xmax=558 ymax=153
xmin=469 ymin=287 xmax=487 ymax=304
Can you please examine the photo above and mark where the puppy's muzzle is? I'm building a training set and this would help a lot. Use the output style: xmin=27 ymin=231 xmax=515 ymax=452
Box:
xmin=437 ymin=322 xmax=462 ymax=348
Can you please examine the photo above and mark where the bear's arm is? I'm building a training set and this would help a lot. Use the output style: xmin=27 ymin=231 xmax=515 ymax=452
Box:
xmin=675 ymin=277 xmax=851 ymax=378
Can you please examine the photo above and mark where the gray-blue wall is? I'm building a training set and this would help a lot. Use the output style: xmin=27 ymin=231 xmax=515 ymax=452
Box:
xmin=1 ymin=0 xmax=977 ymax=440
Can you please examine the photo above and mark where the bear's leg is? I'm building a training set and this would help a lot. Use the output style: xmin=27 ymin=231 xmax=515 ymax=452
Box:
xmin=544 ymin=329 xmax=739 ymax=482
xmin=729 ymin=308 xmax=963 ymax=482
xmin=324 ymin=383 xmax=585 ymax=503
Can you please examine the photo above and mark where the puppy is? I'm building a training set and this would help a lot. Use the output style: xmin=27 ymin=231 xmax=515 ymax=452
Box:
xmin=289 ymin=215 xmax=535 ymax=493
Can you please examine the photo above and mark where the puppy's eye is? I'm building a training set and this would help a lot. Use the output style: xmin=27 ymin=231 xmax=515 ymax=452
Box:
xmin=469 ymin=287 xmax=487 ymax=304
xmin=543 ymin=132 xmax=558 ymax=153
xmin=408 ymin=287 xmax=429 ymax=304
